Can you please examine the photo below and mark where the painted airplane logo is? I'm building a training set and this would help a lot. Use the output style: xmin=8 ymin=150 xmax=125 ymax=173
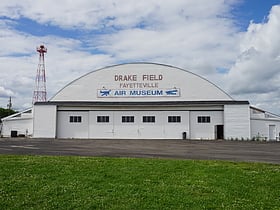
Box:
xmin=100 ymin=89 xmax=111 ymax=96
xmin=165 ymin=89 xmax=178 ymax=95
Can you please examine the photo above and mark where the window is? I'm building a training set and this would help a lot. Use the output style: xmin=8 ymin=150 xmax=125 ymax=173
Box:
xmin=143 ymin=116 xmax=155 ymax=123
xmin=197 ymin=116 xmax=210 ymax=123
xmin=97 ymin=116 xmax=109 ymax=123
xmin=122 ymin=116 xmax=134 ymax=123
xmin=168 ymin=116 xmax=181 ymax=123
xmin=69 ymin=116 xmax=82 ymax=123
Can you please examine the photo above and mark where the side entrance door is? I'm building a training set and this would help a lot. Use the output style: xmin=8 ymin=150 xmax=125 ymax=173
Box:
xmin=215 ymin=125 xmax=224 ymax=139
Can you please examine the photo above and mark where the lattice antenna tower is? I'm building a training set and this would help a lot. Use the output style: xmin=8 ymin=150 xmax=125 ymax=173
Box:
xmin=32 ymin=45 xmax=47 ymax=104
xmin=7 ymin=96 xmax=12 ymax=110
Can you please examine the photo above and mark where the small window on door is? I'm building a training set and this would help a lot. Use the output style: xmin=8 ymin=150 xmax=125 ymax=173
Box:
xmin=143 ymin=116 xmax=155 ymax=123
xmin=197 ymin=116 xmax=211 ymax=123
xmin=168 ymin=116 xmax=181 ymax=123
xmin=122 ymin=116 xmax=134 ymax=123
xmin=97 ymin=116 xmax=109 ymax=123
xmin=69 ymin=116 xmax=82 ymax=123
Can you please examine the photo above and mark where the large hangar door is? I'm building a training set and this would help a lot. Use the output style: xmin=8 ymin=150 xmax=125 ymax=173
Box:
xmin=88 ymin=111 xmax=190 ymax=139
xmin=57 ymin=111 xmax=89 ymax=138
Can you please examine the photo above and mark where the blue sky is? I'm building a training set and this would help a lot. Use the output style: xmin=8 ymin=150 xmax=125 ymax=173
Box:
xmin=237 ymin=0 xmax=280 ymax=23
xmin=0 ymin=0 xmax=280 ymax=114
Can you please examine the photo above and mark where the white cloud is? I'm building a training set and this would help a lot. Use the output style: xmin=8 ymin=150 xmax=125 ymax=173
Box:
xmin=0 ymin=0 xmax=237 ymax=29
xmin=0 ymin=0 xmax=280 ymax=115
xmin=91 ymin=0 xmax=240 ymax=78
xmin=0 ymin=86 xmax=15 ymax=98
xmin=226 ymin=5 xmax=280 ymax=112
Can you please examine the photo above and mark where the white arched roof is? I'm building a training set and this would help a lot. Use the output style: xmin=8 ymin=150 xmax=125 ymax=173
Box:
xmin=50 ymin=63 xmax=233 ymax=102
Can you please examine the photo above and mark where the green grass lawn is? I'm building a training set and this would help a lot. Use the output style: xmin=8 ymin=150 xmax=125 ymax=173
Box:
xmin=0 ymin=156 xmax=279 ymax=210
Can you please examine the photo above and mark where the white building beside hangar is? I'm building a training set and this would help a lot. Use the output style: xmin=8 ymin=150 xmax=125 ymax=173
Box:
xmin=1 ymin=108 xmax=33 ymax=137
xmin=1 ymin=63 xmax=280 ymax=140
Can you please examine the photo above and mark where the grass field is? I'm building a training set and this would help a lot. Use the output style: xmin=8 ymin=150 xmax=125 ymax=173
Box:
xmin=0 ymin=155 xmax=279 ymax=209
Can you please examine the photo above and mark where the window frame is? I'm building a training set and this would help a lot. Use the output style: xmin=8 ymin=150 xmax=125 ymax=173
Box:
xmin=168 ymin=116 xmax=181 ymax=123
xmin=197 ymin=116 xmax=211 ymax=123
xmin=122 ymin=116 xmax=135 ymax=123
xmin=142 ymin=116 xmax=156 ymax=123
xmin=69 ymin=116 xmax=82 ymax=123
xmin=97 ymin=116 xmax=110 ymax=123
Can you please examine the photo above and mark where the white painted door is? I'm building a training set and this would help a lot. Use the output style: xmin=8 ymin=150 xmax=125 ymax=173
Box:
xmin=113 ymin=111 xmax=139 ymax=139
xmin=57 ymin=111 xmax=89 ymax=138
xmin=89 ymin=111 xmax=114 ymax=138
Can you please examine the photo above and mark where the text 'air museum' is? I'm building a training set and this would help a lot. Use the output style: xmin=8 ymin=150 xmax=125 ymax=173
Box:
xmin=2 ymin=63 xmax=280 ymax=140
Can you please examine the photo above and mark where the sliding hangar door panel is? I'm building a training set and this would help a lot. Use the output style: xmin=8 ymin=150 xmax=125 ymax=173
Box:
xmin=57 ymin=111 xmax=89 ymax=138
xmin=113 ymin=111 xmax=139 ymax=139
xmin=89 ymin=111 xmax=114 ymax=138
xmin=163 ymin=111 xmax=189 ymax=139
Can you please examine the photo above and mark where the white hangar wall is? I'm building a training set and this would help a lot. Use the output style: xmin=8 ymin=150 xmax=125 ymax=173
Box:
xmin=34 ymin=101 xmax=251 ymax=140
xmin=30 ymin=63 xmax=280 ymax=140
xmin=224 ymin=105 xmax=251 ymax=139
xmin=33 ymin=105 xmax=57 ymax=138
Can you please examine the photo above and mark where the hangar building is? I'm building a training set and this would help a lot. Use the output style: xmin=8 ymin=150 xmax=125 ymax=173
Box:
xmin=2 ymin=63 xmax=280 ymax=140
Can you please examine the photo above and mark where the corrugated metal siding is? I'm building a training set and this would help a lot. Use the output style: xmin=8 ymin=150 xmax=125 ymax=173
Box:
xmin=33 ymin=105 xmax=57 ymax=138
xmin=224 ymin=105 xmax=250 ymax=139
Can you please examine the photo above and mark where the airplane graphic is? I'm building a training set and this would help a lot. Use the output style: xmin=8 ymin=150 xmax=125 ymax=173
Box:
xmin=100 ymin=90 xmax=111 ymax=96
xmin=165 ymin=89 xmax=178 ymax=95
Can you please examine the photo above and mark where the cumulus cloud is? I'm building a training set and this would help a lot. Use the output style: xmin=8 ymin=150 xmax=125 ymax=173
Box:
xmin=0 ymin=0 xmax=280 ymax=114
xmin=0 ymin=0 xmax=236 ymax=29
xmin=0 ymin=86 xmax=15 ymax=98
xmin=226 ymin=5 xmax=280 ymax=112
xmin=89 ymin=0 xmax=240 ymax=76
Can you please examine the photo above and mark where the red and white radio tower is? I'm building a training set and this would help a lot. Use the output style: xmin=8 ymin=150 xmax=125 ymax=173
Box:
xmin=32 ymin=45 xmax=47 ymax=104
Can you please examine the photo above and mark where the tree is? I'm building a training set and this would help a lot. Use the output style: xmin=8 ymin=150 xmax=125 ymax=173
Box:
xmin=0 ymin=108 xmax=17 ymax=122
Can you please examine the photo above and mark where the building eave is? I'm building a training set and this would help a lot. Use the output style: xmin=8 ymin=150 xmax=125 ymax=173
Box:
xmin=34 ymin=100 xmax=250 ymax=107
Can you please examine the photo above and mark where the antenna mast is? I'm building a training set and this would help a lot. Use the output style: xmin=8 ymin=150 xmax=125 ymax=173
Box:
xmin=7 ymin=96 xmax=12 ymax=110
xmin=32 ymin=45 xmax=47 ymax=104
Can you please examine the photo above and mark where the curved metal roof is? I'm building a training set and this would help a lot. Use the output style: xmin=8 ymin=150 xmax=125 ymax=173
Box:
xmin=50 ymin=62 xmax=233 ymax=102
